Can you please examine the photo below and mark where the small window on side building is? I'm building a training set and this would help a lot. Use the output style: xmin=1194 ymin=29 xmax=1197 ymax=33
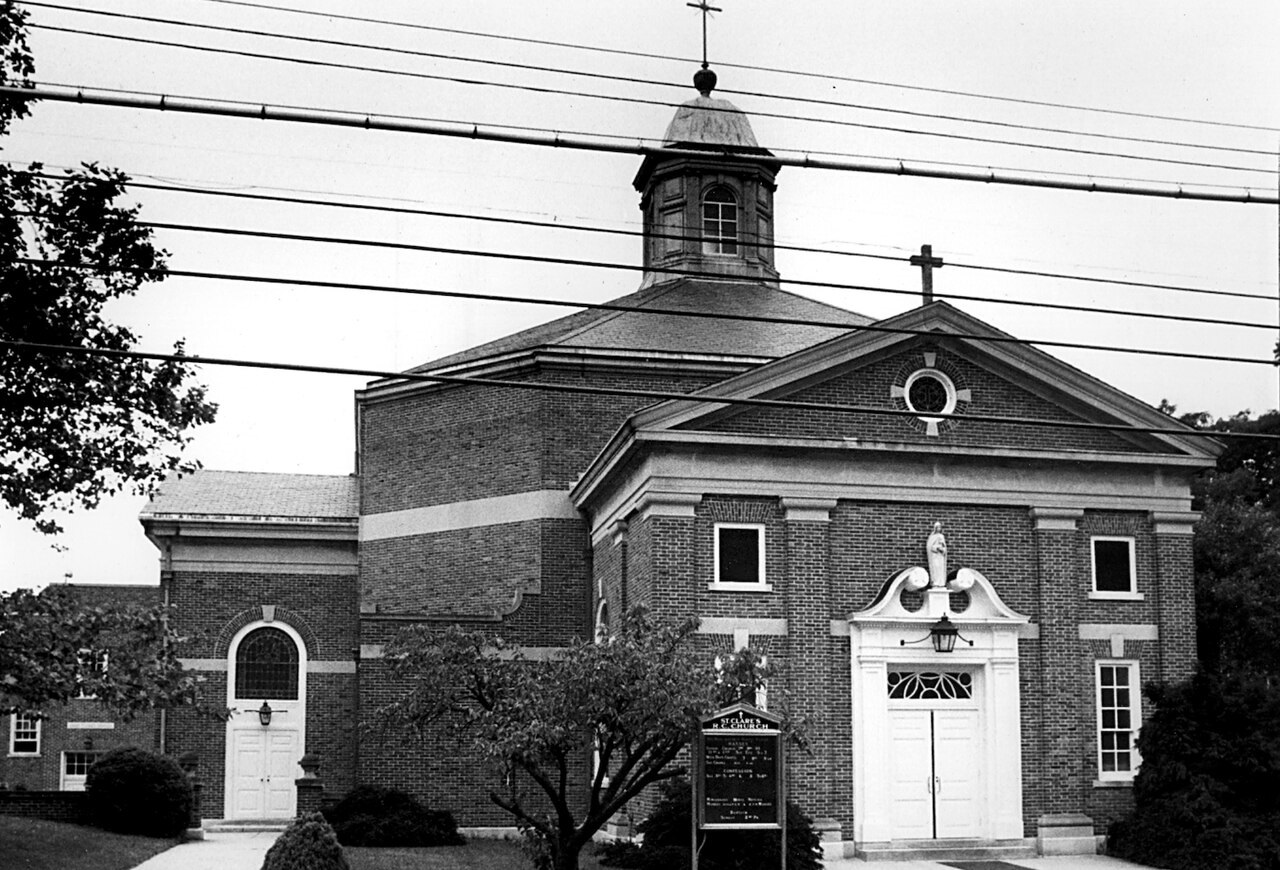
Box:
xmin=1091 ymin=536 xmax=1141 ymax=599
xmin=702 ymin=187 xmax=739 ymax=256
xmin=712 ymin=523 xmax=769 ymax=590
xmin=9 ymin=713 xmax=41 ymax=756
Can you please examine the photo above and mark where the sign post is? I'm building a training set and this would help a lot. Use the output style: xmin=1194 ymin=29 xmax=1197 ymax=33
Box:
xmin=692 ymin=703 xmax=785 ymax=870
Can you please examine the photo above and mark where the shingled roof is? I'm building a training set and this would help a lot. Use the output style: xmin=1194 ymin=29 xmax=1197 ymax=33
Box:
xmin=141 ymin=470 xmax=359 ymax=520
xmin=409 ymin=280 xmax=873 ymax=374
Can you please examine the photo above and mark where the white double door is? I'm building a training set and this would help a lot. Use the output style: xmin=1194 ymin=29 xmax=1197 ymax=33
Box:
xmin=888 ymin=707 xmax=982 ymax=840
xmin=229 ymin=727 xmax=300 ymax=819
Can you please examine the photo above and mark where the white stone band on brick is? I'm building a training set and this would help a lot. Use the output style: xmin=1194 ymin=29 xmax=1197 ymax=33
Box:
xmin=698 ymin=617 xmax=788 ymax=636
xmin=360 ymin=489 xmax=580 ymax=542
xmin=179 ymin=658 xmax=356 ymax=673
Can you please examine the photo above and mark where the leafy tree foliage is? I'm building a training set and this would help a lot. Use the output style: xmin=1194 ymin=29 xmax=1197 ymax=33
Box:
xmin=374 ymin=608 xmax=798 ymax=870
xmin=0 ymin=1 xmax=216 ymax=534
xmin=1110 ymin=406 xmax=1280 ymax=868
xmin=0 ymin=586 xmax=200 ymax=717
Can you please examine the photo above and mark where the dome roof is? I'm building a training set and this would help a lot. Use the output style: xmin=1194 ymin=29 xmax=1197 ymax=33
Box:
xmin=662 ymin=95 xmax=760 ymax=149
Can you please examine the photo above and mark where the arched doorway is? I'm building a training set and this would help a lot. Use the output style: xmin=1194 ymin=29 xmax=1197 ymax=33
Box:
xmin=224 ymin=622 xmax=307 ymax=820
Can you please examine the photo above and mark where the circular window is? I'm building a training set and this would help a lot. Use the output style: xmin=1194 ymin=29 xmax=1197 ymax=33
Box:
xmin=903 ymin=368 xmax=957 ymax=419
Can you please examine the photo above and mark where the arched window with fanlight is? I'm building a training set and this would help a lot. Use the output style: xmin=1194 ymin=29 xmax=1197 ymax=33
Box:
xmin=234 ymin=626 xmax=300 ymax=701
xmin=702 ymin=186 xmax=738 ymax=255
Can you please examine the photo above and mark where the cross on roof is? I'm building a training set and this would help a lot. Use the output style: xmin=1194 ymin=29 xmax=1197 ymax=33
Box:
xmin=687 ymin=0 xmax=723 ymax=68
xmin=909 ymin=244 xmax=944 ymax=304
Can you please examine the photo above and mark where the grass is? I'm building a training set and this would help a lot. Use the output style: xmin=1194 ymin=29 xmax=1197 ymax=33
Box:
xmin=345 ymin=837 xmax=609 ymax=870
xmin=0 ymin=815 xmax=179 ymax=870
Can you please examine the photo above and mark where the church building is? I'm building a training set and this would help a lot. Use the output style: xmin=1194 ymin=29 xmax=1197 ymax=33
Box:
xmin=22 ymin=67 xmax=1215 ymax=859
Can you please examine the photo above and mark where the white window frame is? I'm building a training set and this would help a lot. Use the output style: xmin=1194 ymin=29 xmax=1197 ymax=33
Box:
xmin=1089 ymin=536 xmax=1143 ymax=600
xmin=9 ymin=713 xmax=41 ymax=756
xmin=1095 ymin=660 xmax=1142 ymax=784
xmin=76 ymin=648 xmax=109 ymax=699
xmin=701 ymin=187 xmax=739 ymax=256
xmin=710 ymin=523 xmax=771 ymax=592
xmin=60 ymin=750 xmax=101 ymax=791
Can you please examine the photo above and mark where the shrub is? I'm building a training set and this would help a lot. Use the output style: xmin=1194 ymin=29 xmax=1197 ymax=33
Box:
xmin=321 ymin=785 xmax=464 ymax=847
xmin=85 ymin=747 xmax=191 ymax=838
xmin=601 ymin=779 xmax=821 ymax=870
xmin=262 ymin=813 xmax=349 ymax=870
xmin=1108 ymin=671 xmax=1280 ymax=870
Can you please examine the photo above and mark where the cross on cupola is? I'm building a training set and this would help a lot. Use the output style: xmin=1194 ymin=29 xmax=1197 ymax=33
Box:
xmin=909 ymin=243 xmax=944 ymax=304
xmin=686 ymin=0 xmax=723 ymax=70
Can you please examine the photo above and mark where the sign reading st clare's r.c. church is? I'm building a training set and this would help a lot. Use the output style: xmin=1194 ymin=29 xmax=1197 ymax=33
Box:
xmin=695 ymin=703 xmax=785 ymax=830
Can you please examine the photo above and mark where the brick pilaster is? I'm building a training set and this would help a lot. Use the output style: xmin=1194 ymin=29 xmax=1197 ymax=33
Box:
xmin=1151 ymin=511 xmax=1198 ymax=683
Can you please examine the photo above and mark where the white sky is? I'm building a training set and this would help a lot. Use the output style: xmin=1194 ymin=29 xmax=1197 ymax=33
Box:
xmin=2 ymin=0 xmax=1278 ymax=593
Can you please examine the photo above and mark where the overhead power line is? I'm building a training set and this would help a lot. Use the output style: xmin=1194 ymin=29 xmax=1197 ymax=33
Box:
xmin=190 ymin=0 xmax=1280 ymax=136
xmin=34 ymin=170 xmax=1270 ymax=303
xmin=24 ymin=3 xmax=1275 ymax=163
xmin=2 ymin=338 xmax=1264 ymax=443
xmin=26 ymin=21 xmax=1272 ymax=176
xmin=16 ymin=258 xmax=1272 ymax=367
xmin=82 ymin=218 xmax=1280 ymax=331
xmin=7 ymin=85 xmax=1276 ymax=206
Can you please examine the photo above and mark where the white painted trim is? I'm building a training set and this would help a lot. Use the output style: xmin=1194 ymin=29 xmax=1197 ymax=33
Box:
xmin=307 ymin=661 xmax=357 ymax=674
xmin=180 ymin=658 xmax=228 ymax=671
xmin=225 ymin=620 xmax=307 ymax=820
xmin=1091 ymin=536 xmax=1138 ymax=596
xmin=713 ymin=523 xmax=767 ymax=588
xmin=698 ymin=618 xmax=788 ymax=636
xmin=1095 ymin=660 xmax=1143 ymax=783
xmin=163 ymin=563 xmax=358 ymax=576
xmin=8 ymin=713 xmax=41 ymax=757
xmin=360 ymin=489 xmax=579 ymax=542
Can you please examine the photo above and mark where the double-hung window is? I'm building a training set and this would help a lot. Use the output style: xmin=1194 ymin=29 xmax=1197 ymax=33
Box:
xmin=711 ymin=523 xmax=770 ymax=591
xmin=61 ymin=751 xmax=101 ymax=791
xmin=76 ymin=648 xmax=109 ymax=699
xmin=9 ymin=713 xmax=41 ymax=756
xmin=1096 ymin=661 xmax=1142 ymax=782
xmin=702 ymin=188 xmax=739 ymax=255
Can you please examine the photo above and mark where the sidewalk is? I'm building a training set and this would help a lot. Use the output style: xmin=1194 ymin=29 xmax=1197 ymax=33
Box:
xmin=825 ymin=856 xmax=1151 ymax=869
xmin=132 ymin=830 xmax=280 ymax=870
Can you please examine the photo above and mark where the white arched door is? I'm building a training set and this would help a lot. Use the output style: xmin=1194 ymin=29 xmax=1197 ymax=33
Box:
xmin=224 ymin=622 xmax=307 ymax=820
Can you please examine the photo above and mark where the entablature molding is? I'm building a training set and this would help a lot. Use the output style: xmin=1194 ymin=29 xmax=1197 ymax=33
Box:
xmin=1150 ymin=510 xmax=1199 ymax=535
xmin=1029 ymin=506 xmax=1085 ymax=531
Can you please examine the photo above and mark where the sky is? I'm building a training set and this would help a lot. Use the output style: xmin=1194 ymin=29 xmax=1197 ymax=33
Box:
xmin=2 ymin=0 xmax=1278 ymax=593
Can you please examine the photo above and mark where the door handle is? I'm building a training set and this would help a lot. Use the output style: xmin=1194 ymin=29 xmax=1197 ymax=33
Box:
xmin=925 ymin=777 xmax=933 ymax=794
xmin=934 ymin=776 xmax=941 ymax=795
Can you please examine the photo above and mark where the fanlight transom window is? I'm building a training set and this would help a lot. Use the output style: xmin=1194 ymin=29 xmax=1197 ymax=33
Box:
xmin=702 ymin=187 xmax=739 ymax=255
xmin=234 ymin=627 xmax=300 ymax=700
xmin=887 ymin=670 xmax=973 ymax=700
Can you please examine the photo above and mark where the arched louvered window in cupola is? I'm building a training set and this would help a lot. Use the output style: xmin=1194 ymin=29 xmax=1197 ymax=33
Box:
xmin=702 ymin=186 xmax=739 ymax=256
xmin=234 ymin=626 xmax=300 ymax=700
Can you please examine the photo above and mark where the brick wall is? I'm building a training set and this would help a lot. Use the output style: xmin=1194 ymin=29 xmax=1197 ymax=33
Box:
xmin=0 ymin=791 xmax=88 ymax=824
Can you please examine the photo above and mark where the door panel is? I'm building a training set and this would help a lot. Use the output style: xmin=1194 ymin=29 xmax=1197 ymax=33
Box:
xmin=933 ymin=709 xmax=981 ymax=838
xmin=265 ymin=731 xmax=300 ymax=817
xmin=229 ymin=727 xmax=299 ymax=819
xmin=231 ymin=729 xmax=266 ymax=817
xmin=888 ymin=710 xmax=934 ymax=840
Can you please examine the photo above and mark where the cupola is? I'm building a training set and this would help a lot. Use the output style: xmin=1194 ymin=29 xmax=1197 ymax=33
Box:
xmin=634 ymin=67 xmax=781 ymax=289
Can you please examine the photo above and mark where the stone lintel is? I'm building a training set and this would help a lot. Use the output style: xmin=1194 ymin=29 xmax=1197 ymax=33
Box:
xmin=637 ymin=491 xmax=702 ymax=519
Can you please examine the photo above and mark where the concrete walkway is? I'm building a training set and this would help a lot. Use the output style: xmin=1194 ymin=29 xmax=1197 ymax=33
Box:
xmin=129 ymin=832 xmax=1153 ymax=870
xmin=132 ymin=830 xmax=280 ymax=870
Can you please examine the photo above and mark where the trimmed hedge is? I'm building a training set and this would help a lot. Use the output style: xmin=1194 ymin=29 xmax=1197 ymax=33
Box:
xmin=321 ymin=785 xmax=464 ymax=847
xmin=598 ymin=779 xmax=821 ymax=870
xmin=262 ymin=813 xmax=349 ymax=870
xmin=84 ymin=747 xmax=191 ymax=839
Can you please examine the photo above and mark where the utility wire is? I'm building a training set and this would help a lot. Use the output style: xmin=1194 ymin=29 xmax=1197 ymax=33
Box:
xmin=8 ymin=85 xmax=1277 ymax=205
xmin=31 ymin=170 xmax=1271 ymax=303
xmin=24 ymin=79 xmax=1262 ymax=194
xmin=1 ymin=338 xmax=1263 ymax=443
xmin=191 ymin=0 xmax=1280 ymax=136
xmin=26 ymin=21 xmax=1273 ymax=177
xmin=16 ymin=209 xmax=1280 ymax=331
xmin=13 ymin=258 xmax=1272 ymax=367
xmin=23 ymin=3 xmax=1275 ymax=161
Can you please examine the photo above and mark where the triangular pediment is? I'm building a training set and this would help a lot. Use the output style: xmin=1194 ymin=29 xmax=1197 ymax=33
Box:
xmin=624 ymin=302 xmax=1216 ymax=460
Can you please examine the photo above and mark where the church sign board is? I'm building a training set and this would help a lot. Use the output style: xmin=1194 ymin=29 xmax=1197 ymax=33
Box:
xmin=694 ymin=702 xmax=785 ymax=830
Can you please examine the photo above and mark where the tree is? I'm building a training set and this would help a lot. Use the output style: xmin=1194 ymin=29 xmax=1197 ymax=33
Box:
xmin=373 ymin=608 xmax=799 ymax=870
xmin=0 ymin=1 xmax=217 ymax=534
xmin=0 ymin=586 xmax=201 ymax=718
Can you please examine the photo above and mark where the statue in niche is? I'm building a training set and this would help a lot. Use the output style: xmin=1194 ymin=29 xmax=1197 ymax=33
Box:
xmin=926 ymin=522 xmax=947 ymax=588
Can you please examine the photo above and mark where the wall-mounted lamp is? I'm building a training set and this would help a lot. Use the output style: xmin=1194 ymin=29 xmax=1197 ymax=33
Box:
xmin=900 ymin=615 xmax=973 ymax=654
xmin=258 ymin=701 xmax=273 ymax=727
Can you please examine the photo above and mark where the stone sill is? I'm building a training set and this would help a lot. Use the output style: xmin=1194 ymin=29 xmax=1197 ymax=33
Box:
xmin=707 ymin=582 xmax=774 ymax=593
xmin=1092 ymin=779 xmax=1134 ymax=789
